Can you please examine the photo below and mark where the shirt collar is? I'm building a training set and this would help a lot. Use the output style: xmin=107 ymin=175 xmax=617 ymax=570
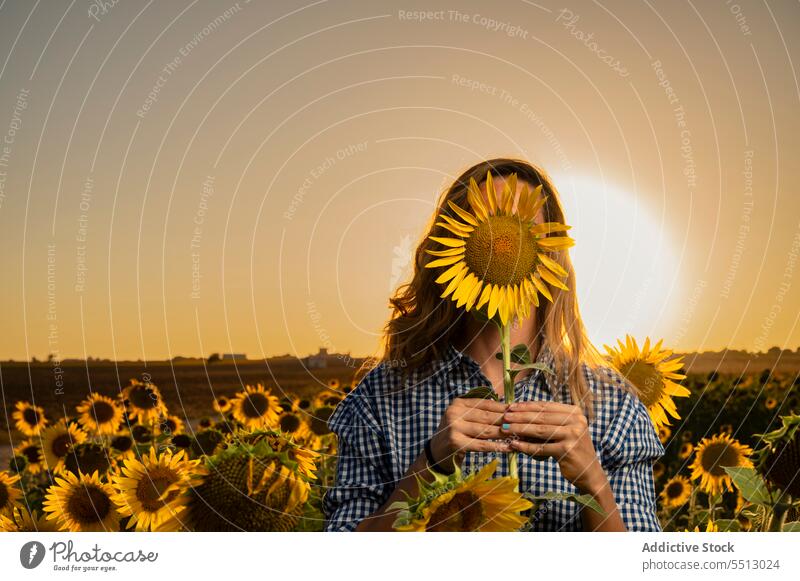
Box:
xmin=405 ymin=341 xmax=562 ymax=397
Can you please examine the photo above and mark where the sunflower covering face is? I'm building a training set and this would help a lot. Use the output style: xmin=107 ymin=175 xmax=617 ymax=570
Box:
xmin=605 ymin=335 xmax=689 ymax=430
xmin=425 ymin=171 xmax=573 ymax=325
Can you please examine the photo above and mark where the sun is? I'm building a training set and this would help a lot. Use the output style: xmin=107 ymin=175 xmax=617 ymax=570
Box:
xmin=554 ymin=174 xmax=682 ymax=347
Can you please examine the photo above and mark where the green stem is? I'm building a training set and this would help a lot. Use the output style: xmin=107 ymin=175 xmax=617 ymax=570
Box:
xmin=500 ymin=322 xmax=518 ymax=489
xmin=768 ymin=501 xmax=790 ymax=532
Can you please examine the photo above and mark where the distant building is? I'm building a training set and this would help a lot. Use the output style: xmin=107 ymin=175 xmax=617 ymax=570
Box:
xmin=304 ymin=348 xmax=329 ymax=369
xmin=222 ymin=353 xmax=247 ymax=361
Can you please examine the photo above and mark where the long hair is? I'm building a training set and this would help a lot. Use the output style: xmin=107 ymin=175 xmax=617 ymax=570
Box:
xmin=380 ymin=158 xmax=611 ymax=417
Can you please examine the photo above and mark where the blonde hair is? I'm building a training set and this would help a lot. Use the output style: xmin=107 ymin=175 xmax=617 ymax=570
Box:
xmin=379 ymin=158 xmax=612 ymax=418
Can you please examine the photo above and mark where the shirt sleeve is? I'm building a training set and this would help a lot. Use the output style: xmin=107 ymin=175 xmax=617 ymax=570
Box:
xmin=600 ymin=390 xmax=665 ymax=532
xmin=322 ymin=379 xmax=394 ymax=531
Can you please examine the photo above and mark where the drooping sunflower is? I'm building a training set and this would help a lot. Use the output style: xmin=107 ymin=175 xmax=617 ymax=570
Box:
xmin=123 ymin=379 xmax=167 ymax=424
xmin=76 ymin=393 xmax=124 ymax=435
xmin=12 ymin=401 xmax=47 ymax=436
xmin=14 ymin=440 xmax=44 ymax=475
xmin=43 ymin=470 xmax=121 ymax=532
xmin=0 ymin=471 xmax=23 ymax=517
xmin=1 ymin=507 xmax=60 ymax=532
xmin=41 ymin=421 xmax=88 ymax=473
xmin=690 ymin=433 xmax=753 ymax=496
xmin=109 ymin=433 xmax=137 ymax=461
xmin=232 ymin=428 xmax=319 ymax=480
xmin=305 ymin=405 xmax=336 ymax=451
xmin=756 ymin=414 xmax=800 ymax=498
xmin=604 ymin=335 xmax=689 ymax=430
xmin=212 ymin=395 xmax=232 ymax=414
xmin=392 ymin=459 xmax=532 ymax=531
xmin=112 ymin=447 xmax=205 ymax=532
xmin=231 ymin=384 xmax=282 ymax=430
xmin=424 ymin=171 xmax=573 ymax=325
xmin=187 ymin=441 xmax=310 ymax=531
xmin=63 ymin=442 xmax=113 ymax=477
xmin=659 ymin=475 xmax=692 ymax=509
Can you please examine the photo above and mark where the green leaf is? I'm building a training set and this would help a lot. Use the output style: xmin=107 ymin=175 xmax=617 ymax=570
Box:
xmin=495 ymin=344 xmax=533 ymax=364
xmin=461 ymin=386 xmax=498 ymax=400
xmin=713 ymin=519 xmax=741 ymax=532
xmin=525 ymin=491 xmax=605 ymax=516
xmin=723 ymin=466 xmax=772 ymax=505
xmin=782 ymin=521 xmax=800 ymax=532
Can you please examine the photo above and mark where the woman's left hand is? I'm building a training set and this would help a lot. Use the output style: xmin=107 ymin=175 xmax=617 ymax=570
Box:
xmin=500 ymin=401 xmax=607 ymax=494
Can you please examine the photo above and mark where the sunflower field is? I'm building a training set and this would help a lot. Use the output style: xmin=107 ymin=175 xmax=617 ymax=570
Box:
xmin=1 ymin=342 xmax=799 ymax=532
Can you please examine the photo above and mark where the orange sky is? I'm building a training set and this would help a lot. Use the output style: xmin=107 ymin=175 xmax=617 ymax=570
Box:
xmin=0 ymin=0 xmax=798 ymax=361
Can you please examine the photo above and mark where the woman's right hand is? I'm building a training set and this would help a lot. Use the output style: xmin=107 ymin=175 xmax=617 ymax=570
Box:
xmin=428 ymin=397 xmax=511 ymax=473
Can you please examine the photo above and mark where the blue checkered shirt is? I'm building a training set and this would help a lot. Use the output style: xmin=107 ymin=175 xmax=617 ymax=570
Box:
xmin=322 ymin=344 xmax=664 ymax=532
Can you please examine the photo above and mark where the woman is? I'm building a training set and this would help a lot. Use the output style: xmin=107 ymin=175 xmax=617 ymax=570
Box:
xmin=322 ymin=158 xmax=663 ymax=532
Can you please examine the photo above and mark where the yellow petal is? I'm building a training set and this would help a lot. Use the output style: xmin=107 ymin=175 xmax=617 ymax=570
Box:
xmin=536 ymin=236 xmax=575 ymax=250
xmin=441 ymin=266 xmax=468 ymax=298
xmin=531 ymin=222 xmax=572 ymax=235
xmin=485 ymin=171 xmax=497 ymax=215
xmin=501 ymin=173 xmax=517 ymax=215
xmin=435 ymin=262 xmax=465 ymax=284
xmin=530 ymin=275 xmax=553 ymax=302
xmin=537 ymin=265 xmax=569 ymax=291
xmin=436 ymin=222 xmax=471 ymax=237
xmin=467 ymin=178 xmax=489 ymax=221
xmin=425 ymin=255 xmax=463 ymax=269
xmin=440 ymin=214 xmax=474 ymax=232
xmin=487 ymin=285 xmax=501 ymax=319
xmin=465 ymin=279 xmax=484 ymax=310
xmin=430 ymin=236 xmax=466 ymax=248
xmin=446 ymin=201 xmax=479 ymax=227
xmin=426 ymin=247 xmax=465 ymax=257
xmin=537 ymin=253 xmax=567 ymax=278
xmin=476 ymin=284 xmax=493 ymax=309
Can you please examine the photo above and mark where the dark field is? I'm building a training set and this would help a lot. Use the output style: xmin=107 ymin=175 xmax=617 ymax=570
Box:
xmin=0 ymin=357 xmax=363 ymax=448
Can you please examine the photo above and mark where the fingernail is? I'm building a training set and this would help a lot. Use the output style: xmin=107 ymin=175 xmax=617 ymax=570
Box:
xmin=502 ymin=423 xmax=510 ymax=430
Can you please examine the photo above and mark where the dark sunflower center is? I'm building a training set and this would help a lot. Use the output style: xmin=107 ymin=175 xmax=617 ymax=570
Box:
xmin=218 ymin=397 xmax=228 ymax=406
xmin=23 ymin=407 xmax=40 ymax=425
xmin=0 ymin=483 xmax=9 ymax=508
xmin=310 ymin=408 xmax=333 ymax=436
xmin=700 ymin=442 xmax=741 ymax=476
xmin=243 ymin=393 xmax=270 ymax=418
xmin=279 ymin=414 xmax=301 ymax=433
xmin=91 ymin=401 xmax=116 ymax=423
xmin=131 ymin=425 xmax=152 ymax=443
xmin=111 ymin=436 xmax=133 ymax=452
xmin=135 ymin=467 xmax=180 ymax=512
xmin=67 ymin=484 xmax=111 ymax=524
xmin=426 ymin=491 xmax=484 ymax=532
xmin=620 ymin=361 xmax=664 ymax=407
xmin=161 ymin=418 xmax=177 ymax=433
xmin=463 ymin=215 xmax=538 ymax=286
xmin=22 ymin=445 xmax=41 ymax=464
xmin=65 ymin=443 xmax=111 ymax=476
xmin=130 ymin=386 xmax=159 ymax=410
xmin=51 ymin=433 xmax=72 ymax=458
xmin=665 ymin=481 xmax=685 ymax=499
